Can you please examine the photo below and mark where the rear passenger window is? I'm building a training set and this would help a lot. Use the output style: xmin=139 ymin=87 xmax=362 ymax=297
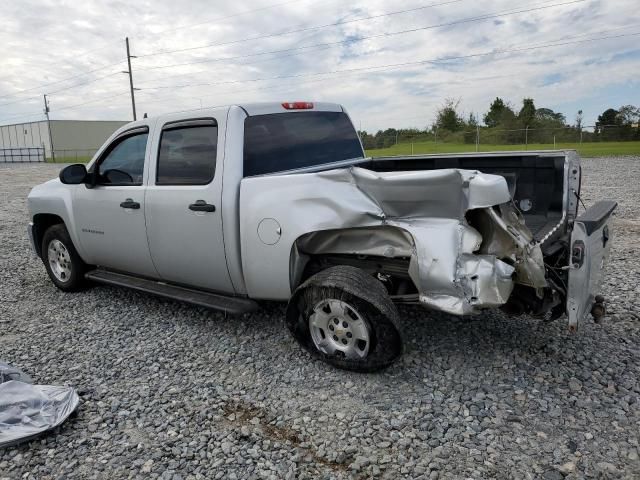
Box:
xmin=157 ymin=121 xmax=217 ymax=185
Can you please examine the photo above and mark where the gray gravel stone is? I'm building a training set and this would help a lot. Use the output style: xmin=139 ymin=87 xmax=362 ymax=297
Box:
xmin=0 ymin=156 xmax=639 ymax=479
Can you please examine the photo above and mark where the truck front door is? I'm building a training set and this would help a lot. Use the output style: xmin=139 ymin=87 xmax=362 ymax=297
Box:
xmin=73 ymin=126 xmax=158 ymax=278
xmin=144 ymin=117 xmax=234 ymax=293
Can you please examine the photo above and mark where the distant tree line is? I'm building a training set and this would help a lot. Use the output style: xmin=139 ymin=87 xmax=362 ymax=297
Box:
xmin=358 ymin=98 xmax=640 ymax=149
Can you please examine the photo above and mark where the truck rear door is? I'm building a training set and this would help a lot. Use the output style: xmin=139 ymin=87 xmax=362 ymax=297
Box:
xmin=144 ymin=115 xmax=234 ymax=294
xmin=566 ymin=200 xmax=617 ymax=329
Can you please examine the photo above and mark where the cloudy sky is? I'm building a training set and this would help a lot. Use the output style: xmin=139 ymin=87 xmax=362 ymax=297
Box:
xmin=1 ymin=0 xmax=638 ymax=131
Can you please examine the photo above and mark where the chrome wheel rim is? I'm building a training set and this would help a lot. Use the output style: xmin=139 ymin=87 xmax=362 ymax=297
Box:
xmin=309 ymin=299 xmax=370 ymax=359
xmin=48 ymin=239 xmax=72 ymax=282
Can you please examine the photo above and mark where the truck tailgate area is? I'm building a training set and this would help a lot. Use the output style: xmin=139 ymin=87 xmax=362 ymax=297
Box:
xmin=366 ymin=151 xmax=573 ymax=243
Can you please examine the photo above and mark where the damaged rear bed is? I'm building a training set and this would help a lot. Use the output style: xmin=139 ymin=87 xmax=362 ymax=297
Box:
xmin=240 ymin=154 xmax=563 ymax=316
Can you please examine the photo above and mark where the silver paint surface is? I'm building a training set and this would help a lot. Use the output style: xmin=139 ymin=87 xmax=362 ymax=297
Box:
xmin=240 ymin=166 xmax=546 ymax=314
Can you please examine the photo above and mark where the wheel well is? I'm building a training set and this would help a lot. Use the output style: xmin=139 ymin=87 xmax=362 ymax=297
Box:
xmin=299 ymin=254 xmax=417 ymax=297
xmin=290 ymin=226 xmax=419 ymax=298
xmin=33 ymin=214 xmax=64 ymax=258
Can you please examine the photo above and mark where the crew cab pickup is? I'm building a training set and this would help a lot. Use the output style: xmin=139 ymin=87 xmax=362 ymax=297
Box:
xmin=27 ymin=101 xmax=617 ymax=371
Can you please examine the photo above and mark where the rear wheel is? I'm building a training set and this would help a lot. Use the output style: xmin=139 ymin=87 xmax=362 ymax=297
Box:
xmin=286 ymin=266 xmax=403 ymax=372
xmin=42 ymin=224 xmax=88 ymax=291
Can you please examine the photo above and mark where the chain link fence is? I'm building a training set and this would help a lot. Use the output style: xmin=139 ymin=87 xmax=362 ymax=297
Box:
xmin=0 ymin=147 xmax=45 ymax=163
xmin=361 ymin=124 xmax=640 ymax=154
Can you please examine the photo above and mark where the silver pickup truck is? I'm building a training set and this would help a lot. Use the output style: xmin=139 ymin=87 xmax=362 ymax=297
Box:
xmin=27 ymin=101 xmax=617 ymax=372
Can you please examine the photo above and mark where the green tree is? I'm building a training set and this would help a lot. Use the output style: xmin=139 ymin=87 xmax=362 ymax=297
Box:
xmin=617 ymin=105 xmax=640 ymax=125
xmin=436 ymin=98 xmax=463 ymax=132
xmin=535 ymin=108 xmax=565 ymax=125
xmin=357 ymin=130 xmax=376 ymax=150
xmin=596 ymin=108 xmax=619 ymax=127
xmin=483 ymin=97 xmax=510 ymax=128
xmin=596 ymin=108 xmax=621 ymax=140
xmin=615 ymin=105 xmax=640 ymax=140
xmin=518 ymin=98 xmax=536 ymax=127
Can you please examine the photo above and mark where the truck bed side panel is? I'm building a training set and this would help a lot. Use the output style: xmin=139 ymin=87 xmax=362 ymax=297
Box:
xmin=239 ymin=166 xmax=542 ymax=315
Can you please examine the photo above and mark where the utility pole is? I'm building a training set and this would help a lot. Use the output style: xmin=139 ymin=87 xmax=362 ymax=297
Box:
xmin=43 ymin=94 xmax=55 ymax=162
xmin=124 ymin=37 xmax=137 ymax=121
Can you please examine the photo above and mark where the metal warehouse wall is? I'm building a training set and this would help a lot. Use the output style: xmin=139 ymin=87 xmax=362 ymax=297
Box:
xmin=0 ymin=121 xmax=50 ymax=151
xmin=50 ymin=120 xmax=128 ymax=152
xmin=0 ymin=119 xmax=128 ymax=159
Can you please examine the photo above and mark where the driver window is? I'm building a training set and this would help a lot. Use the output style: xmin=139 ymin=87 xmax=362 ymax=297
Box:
xmin=97 ymin=132 xmax=148 ymax=185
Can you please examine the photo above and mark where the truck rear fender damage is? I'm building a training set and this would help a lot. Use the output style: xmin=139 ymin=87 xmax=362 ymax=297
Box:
xmin=240 ymin=166 xmax=546 ymax=315
xmin=292 ymin=206 xmax=547 ymax=315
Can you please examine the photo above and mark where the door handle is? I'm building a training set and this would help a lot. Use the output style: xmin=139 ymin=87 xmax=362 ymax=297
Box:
xmin=189 ymin=200 xmax=216 ymax=212
xmin=120 ymin=198 xmax=140 ymax=209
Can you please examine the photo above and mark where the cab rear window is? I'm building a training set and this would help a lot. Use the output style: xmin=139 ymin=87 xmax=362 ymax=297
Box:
xmin=243 ymin=112 xmax=364 ymax=176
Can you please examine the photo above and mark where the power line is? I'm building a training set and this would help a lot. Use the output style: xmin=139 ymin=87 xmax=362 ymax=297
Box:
xmin=0 ymin=111 xmax=44 ymax=125
xmin=134 ymin=0 xmax=585 ymax=73
xmin=0 ymin=0 xmax=581 ymax=107
xmin=47 ymin=71 xmax=124 ymax=96
xmin=133 ymin=0 xmax=311 ymax=40
xmin=0 ymin=1 xmax=314 ymax=100
xmin=0 ymin=41 xmax=121 ymax=84
xmin=137 ymin=69 xmax=524 ymax=111
xmin=0 ymin=93 xmax=42 ymax=109
xmin=135 ymin=0 xmax=466 ymax=58
xmin=13 ymin=28 xmax=632 ymax=123
xmin=140 ymin=33 xmax=624 ymax=112
xmin=134 ymin=23 xmax=640 ymax=85
xmin=56 ymin=92 xmax=131 ymax=112
xmin=138 ymin=30 xmax=639 ymax=92
xmin=135 ymin=28 xmax=628 ymax=113
xmin=0 ymin=59 xmax=126 ymax=101
xmin=0 ymin=70 xmax=126 ymax=109
xmin=0 ymin=91 xmax=131 ymax=124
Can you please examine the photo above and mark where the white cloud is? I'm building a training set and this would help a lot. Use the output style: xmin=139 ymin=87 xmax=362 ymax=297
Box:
xmin=0 ymin=0 xmax=638 ymax=130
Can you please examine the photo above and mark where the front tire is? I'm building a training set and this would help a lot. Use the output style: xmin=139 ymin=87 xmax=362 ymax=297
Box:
xmin=41 ymin=224 xmax=88 ymax=291
xmin=286 ymin=266 xmax=403 ymax=372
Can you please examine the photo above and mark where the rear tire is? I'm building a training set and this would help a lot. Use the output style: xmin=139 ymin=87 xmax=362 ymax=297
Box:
xmin=42 ymin=224 xmax=88 ymax=292
xmin=286 ymin=266 xmax=403 ymax=372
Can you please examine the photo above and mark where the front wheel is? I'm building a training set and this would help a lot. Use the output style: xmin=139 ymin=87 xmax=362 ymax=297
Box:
xmin=286 ymin=266 xmax=403 ymax=372
xmin=41 ymin=224 xmax=89 ymax=291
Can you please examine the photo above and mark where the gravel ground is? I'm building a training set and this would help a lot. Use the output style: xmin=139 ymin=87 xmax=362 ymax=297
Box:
xmin=1 ymin=157 xmax=639 ymax=479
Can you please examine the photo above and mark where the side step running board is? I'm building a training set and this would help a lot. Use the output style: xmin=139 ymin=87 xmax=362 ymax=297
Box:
xmin=85 ymin=269 xmax=259 ymax=314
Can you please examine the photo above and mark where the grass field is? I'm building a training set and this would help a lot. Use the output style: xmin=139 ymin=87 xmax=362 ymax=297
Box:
xmin=366 ymin=141 xmax=640 ymax=158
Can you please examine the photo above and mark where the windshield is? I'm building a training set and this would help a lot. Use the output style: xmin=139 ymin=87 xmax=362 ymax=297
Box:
xmin=243 ymin=111 xmax=364 ymax=176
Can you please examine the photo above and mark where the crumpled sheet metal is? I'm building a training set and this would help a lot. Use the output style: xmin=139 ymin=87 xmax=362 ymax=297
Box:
xmin=381 ymin=217 xmax=516 ymax=314
xmin=240 ymin=166 xmax=544 ymax=314
xmin=0 ymin=367 xmax=79 ymax=448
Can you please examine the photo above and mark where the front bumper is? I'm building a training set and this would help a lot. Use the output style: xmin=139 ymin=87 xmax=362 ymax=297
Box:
xmin=27 ymin=222 xmax=39 ymax=257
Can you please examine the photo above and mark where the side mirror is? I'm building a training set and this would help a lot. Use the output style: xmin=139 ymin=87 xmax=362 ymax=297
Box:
xmin=59 ymin=164 xmax=88 ymax=184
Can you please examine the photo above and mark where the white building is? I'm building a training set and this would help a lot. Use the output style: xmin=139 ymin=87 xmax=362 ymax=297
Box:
xmin=0 ymin=119 xmax=128 ymax=162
